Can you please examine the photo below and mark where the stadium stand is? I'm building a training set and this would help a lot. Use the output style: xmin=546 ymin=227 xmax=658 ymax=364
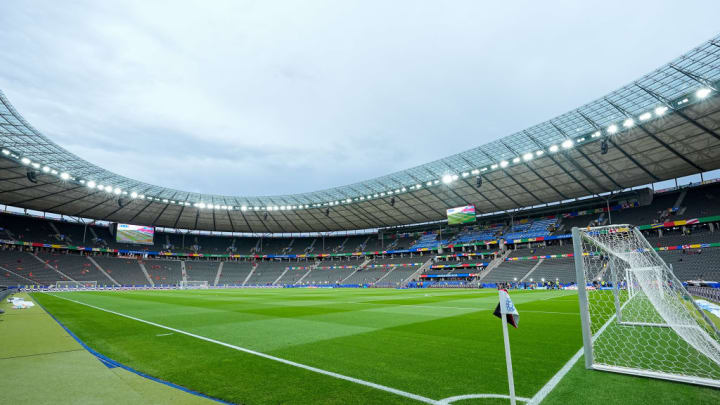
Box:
xmin=217 ymin=261 xmax=255 ymax=285
xmin=35 ymin=251 xmax=114 ymax=285
xmin=185 ymin=260 xmax=220 ymax=282
xmin=91 ymin=256 xmax=148 ymax=286
xmin=144 ymin=259 xmax=183 ymax=285
xmin=245 ymin=261 xmax=288 ymax=285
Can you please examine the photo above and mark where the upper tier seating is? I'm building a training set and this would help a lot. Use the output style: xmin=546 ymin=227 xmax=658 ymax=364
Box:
xmin=503 ymin=218 xmax=557 ymax=240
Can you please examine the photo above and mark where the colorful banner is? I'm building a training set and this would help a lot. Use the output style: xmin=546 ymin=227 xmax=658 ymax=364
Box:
xmin=430 ymin=262 xmax=489 ymax=269
xmin=420 ymin=273 xmax=478 ymax=278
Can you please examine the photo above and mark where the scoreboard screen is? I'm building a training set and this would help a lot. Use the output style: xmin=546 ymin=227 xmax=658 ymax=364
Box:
xmin=116 ymin=223 xmax=155 ymax=245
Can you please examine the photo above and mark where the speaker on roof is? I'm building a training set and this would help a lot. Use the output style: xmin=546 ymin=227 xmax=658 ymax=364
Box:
xmin=601 ymin=139 xmax=609 ymax=155
xmin=263 ymin=212 xmax=268 ymax=221
xmin=475 ymin=176 xmax=483 ymax=188
xmin=117 ymin=198 xmax=126 ymax=208
xmin=390 ymin=197 xmax=395 ymax=207
xmin=26 ymin=170 xmax=38 ymax=184
xmin=325 ymin=208 xmax=330 ymax=217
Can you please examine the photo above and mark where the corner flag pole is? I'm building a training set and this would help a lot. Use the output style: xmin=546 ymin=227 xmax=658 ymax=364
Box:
xmin=498 ymin=290 xmax=517 ymax=405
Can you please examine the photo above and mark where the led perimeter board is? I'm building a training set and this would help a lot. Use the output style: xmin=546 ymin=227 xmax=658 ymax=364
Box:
xmin=116 ymin=223 xmax=155 ymax=245
xmin=447 ymin=205 xmax=476 ymax=225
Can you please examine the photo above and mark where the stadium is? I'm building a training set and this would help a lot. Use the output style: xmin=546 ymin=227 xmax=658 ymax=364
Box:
xmin=1 ymin=5 xmax=720 ymax=405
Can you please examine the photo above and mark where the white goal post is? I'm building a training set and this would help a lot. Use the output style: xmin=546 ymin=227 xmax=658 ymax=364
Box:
xmin=179 ymin=280 xmax=209 ymax=289
xmin=55 ymin=280 xmax=97 ymax=289
xmin=572 ymin=225 xmax=720 ymax=388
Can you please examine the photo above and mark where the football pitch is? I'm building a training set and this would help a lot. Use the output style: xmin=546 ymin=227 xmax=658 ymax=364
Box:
xmin=31 ymin=288 xmax=720 ymax=404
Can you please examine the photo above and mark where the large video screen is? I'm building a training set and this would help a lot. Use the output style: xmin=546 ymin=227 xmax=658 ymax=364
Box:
xmin=447 ymin=205 xmax=476 ymax=225
xmin=116 ymin=223 xmax=155 ymax=245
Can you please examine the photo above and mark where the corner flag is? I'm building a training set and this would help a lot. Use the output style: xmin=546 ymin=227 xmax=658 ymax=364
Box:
xmin=494 ymin=289 xmax=519 ymax=405
xmin=494 ymin=289 xmax=519 ymax=328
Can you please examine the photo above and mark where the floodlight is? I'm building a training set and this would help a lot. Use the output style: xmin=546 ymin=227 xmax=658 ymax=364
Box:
xmin=639 ymin=112 xmax=652 ymax=121
xmin=549 ymin=145 xmax=559 ymax=153
xmin=535 ymin=150 xmax=544 ymax=156
xmin=42 ymin=166 xmax=50 ymax=173
xmin=415 ymin=184 xmax=422 ymax=188
xmin=523 ymin=153 xmax=533 ymax=161
xmin=471 ymin=169 xmax=479 ymax=175
xmin=462 ymin=172 xmax=469 ymax=177
xmin=60 ymin=172 xmax=70 ymax=180
xmin=491 ymin=164 xmax=498 ymax=169
xmin=86 ymin=180 xmax=95 ymax=188
xmin=21 ymin=157 xmax=31 ymax=165
xmin=512 ymin=157 xmax=520 ymax=163
xmin=623 ymin=118 xmax=635 ymax=128
xmin=607 ymin=124 xmax=618 ymax=134
xmin=696 ymin=88 xmax=711 ymax=99
xmin=400 ymin=187 xmax=406 ymax=192
xmin=1 ymin=149 xmax=9 ymax=155
xmin=130 ymin=191 xmax=138 ymax=198
xmin=499 ymin=160 xmax=509 ymax=168
xmin=114 ymin=188 xmax=121 ymax=195
xmin=655 ymin=106 xmax=668 ymax=116
xmin=441 ymin=174 xmax=453 ymax=184
xmin=591 ymin=131 xmax=601 ymax=138
xmin=561 ymin=139 xmax=574 ymax=149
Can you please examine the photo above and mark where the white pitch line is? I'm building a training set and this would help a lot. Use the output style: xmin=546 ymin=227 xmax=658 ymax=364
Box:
xmin=43 ymin=293 xmax=438 ymax=404
xmin=437 ymin=393 xmax=531 ymax=404
xmin=526 ymin=347 xmax=583 ymax=405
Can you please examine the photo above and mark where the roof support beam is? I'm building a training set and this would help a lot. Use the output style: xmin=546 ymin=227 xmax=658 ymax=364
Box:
xmin=314 ymin=192 xmax=364 ymax=230
xmin=499 ymin=139 xmax=569 ymax=200
xmin=400 ymin=174 xmax=450 ymax=216
xmin=455 ymin=155 xmax=505 ymax=212
xmin=635 ymin=83 xmax=720 ymax=142
xmin=128 ymin=201 xmax=154 ymax=223
xmin=345 ymin=185 xmax=398 ymax=228
xmin=424 ymin=166 xmax=473 ymax=207
xmin=603 ymin=97 xmax=705 ymax=172
xmin=151 ymin=192 xmax=178 ymax=227
xmin=574 ymin=148 xmax=624 ymax=190
xmin=575 ymin=112 xmax=660 ymax=183
xmin=8 ymin=185 xmax=84 ymax=206
xmin=374 ymin=180 xmax=427 ymax=224
xmin=543 ymin=124 xmax=607 ymax=194
xmin=276 ymin=197 xmax=317 ymax=232
xmin=668 ymin=64 xmax=717 ymax=91
xmin=476 ymin=149 xmax=543 ymax=206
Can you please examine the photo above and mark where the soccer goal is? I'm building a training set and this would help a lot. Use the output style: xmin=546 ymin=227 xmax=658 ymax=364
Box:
xmin=572 ymin=225 xmax=720 ymax=387
xmin=179 ymin=280 xmax=209 ymax=289
xmin=55 ymin=281 xmax=97 ymax=289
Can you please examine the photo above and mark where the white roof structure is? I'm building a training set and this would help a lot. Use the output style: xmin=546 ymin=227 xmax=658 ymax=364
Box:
xmin=0 ymin=35 xmax=719 ymax=232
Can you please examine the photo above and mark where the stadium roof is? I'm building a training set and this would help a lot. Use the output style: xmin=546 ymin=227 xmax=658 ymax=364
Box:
xmin=1 ymin=35 xmax=719 ymax=233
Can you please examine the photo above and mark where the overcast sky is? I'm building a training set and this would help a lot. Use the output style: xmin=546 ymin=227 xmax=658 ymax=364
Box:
xmin=0 ymin=1 xmax=718 ymax=197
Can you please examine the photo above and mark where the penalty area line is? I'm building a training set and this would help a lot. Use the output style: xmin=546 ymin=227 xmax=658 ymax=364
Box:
xmin=43 ymin=293 xmax=438 ymax=404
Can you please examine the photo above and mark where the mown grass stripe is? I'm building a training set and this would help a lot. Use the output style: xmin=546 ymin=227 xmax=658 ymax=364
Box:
xmin=45 ymin=292 xmax=439 ymax=404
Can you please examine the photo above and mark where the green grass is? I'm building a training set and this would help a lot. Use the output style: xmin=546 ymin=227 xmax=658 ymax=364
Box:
xmin=31 ymin=288 xmax=720 ymax=404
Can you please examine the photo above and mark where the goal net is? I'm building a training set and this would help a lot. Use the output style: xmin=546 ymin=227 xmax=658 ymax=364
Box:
xmin=55 ymin=281 xmax=97 ymax=289
xmin=179 ymin=280 xmax=209 ymax=289
xmin=572 ymin=225 xmax=720 ymax=387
